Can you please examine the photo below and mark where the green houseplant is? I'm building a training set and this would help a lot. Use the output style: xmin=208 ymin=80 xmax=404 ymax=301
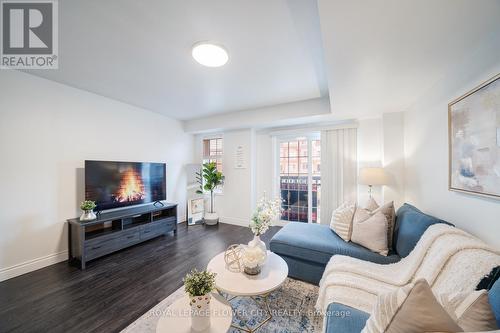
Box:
xmin=79 ymin=200 xmax=97 ymax=221
xmin=196 ymin=162 xmax=224 ymax=225
xmin=183 ymin=269 xmax=217 ymax=331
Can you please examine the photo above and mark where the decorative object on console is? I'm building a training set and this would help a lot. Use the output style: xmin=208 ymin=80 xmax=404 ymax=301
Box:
xmin=79 ymin=200 xmax=97 ymax=221
xmin=197 ymin=162 xmax=224 ymax=225
xmin=183 ymin=269 xmax=217 ymax=332
xmin=224 ymin=244 xmax=243 ymax=272
xmin=359 ymin=167 xmax=388 ymax=208
xmin=449 ymin=73 xmax=500 ymax=199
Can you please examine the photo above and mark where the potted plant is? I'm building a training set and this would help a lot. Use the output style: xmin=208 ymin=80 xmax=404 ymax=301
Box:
xmin=80 ymin=200 xmax=97 ymax=221
xmin=183 ymin=268 xmax=217 ymax=331
xmin=196 ymin=162 xmax=224 ymax=225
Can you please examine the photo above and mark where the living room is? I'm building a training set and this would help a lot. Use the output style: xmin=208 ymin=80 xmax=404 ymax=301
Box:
xmin=1 ymin=1 xmax=500 ymax=333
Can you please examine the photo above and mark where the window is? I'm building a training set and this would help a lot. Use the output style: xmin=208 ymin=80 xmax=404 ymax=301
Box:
xmin=202 ymin=137 xmax=223 ymax=172
xmin=278 ymin=136 xmax=321 ymax=223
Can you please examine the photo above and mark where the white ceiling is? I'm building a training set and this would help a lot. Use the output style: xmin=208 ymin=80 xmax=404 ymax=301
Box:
xmin=26 ymin=0 xmax=327 ymax=120
xmin=318 ymin=0 xmax=500 ymax=119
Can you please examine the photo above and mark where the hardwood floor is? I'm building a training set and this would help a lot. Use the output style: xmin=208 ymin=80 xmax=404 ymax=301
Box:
xmin=0 ymin=223 xmax=281 ymax=333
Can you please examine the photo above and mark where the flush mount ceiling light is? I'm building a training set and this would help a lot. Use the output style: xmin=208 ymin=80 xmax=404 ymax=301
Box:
xmin=192 ymin=42 xmax=229 ymax=67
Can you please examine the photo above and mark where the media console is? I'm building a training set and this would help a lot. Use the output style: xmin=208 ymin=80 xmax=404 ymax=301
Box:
xmin=67 ymin=203 xmax=177 ymax=269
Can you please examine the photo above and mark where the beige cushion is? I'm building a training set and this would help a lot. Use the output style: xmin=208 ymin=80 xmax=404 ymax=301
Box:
xmin=373 ymin=201 xmax=396 ymax=249
xmin=439 ymin=290 xmax=499 ymax=332
xmin=365 ymin=197 xmax=379 ymax=211
xmin=362 ymin=279 xmax=463 ymax=333
xmin=351 ymin=209 xmax=389 ymax=255
xmin=330 ymin=202 xmax=356 ymax=241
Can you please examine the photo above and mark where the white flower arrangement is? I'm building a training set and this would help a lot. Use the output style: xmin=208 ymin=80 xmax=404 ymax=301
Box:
xmin=242 ymin=245 xmax=267 ymax=268
xmin=249 ymin=195 xmax=282 ymax=236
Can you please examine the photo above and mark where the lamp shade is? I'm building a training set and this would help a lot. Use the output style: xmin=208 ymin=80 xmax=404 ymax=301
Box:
xmin=359 ymin=167 xmax=388 ymax=186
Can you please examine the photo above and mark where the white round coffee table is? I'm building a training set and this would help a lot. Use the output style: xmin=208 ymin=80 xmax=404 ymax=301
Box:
xmin=156 ymin=293 xmax=232 ymax=333
xmin=206 ymin=251 xmax=288 ymax=333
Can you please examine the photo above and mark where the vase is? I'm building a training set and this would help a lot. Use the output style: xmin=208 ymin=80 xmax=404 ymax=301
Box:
xmin=244 ymin=264 xmax=261 ymax=275
xmin=243 ymin=235 xmax=267 ymax=275
xmin=189 ymin=293 xmax=211 ymax=331
xmin=248 ymin=234 xmax=267 ymax=257
xmin=80 ymin=210 xmax=97 ymax=221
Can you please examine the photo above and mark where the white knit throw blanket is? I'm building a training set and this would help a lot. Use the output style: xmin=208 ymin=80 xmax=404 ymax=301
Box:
xmin=316 ymin=224 xmax=500 ymax=314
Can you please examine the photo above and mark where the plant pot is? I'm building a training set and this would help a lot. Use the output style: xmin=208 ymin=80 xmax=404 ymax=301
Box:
xmin=204 ymin=212 xmax=219 ymax=226
xmin=189 ymin=293 xmax=211 ymax=331
xmin=80 ymin=210 xmax=97 ymax=221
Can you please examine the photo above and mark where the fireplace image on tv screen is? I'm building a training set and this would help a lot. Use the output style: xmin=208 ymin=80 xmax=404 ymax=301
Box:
xmin=85 ymin=160 xmax=166 ymax=211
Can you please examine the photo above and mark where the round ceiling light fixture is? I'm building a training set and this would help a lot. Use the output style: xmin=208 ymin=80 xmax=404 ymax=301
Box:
xmin=192 ymin=42 xmax=229 ymax=67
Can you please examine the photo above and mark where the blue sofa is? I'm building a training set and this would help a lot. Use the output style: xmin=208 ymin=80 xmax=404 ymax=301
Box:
xmin=270 ymin=203 xmax=449 ymax=285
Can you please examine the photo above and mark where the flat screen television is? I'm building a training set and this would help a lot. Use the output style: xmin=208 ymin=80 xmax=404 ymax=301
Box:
xmin=85 ymin=160 xmax=166 ymax=211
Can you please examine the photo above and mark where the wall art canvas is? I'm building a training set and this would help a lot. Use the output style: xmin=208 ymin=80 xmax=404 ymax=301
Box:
xmin=449 ymin=73 xmax=500 ymax=198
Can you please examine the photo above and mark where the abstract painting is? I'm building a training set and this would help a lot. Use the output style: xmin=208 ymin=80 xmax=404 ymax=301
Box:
xmin=449 ymin=73 xmax=500 ymax=198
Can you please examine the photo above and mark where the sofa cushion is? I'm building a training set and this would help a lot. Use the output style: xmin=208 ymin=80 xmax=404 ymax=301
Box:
xmin=393 ymin=203 xmax=453 ymax=257
xmin=270 ymin=223 xmax=400 ymax=266
xmin=325 ymin=302 xmax=369 ymax=333
xmin=489 ymin=277 xmax=500 ymax=327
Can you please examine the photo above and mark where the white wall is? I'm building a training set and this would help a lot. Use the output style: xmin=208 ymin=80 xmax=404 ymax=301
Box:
xmin=404 ymin=30 xmax=500 ymax=248
xmin=357 ymin=116 xmax=406 ymax=209
xmin=357 ymin=118 xmax=383 ymax=206
xmin=0 ymin=71 xmax=194 ymax=281
xmin=382 ymin=113 xmax=405 ymax=208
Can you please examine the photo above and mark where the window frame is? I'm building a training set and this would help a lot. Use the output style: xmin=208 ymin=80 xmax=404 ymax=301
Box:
xmin=274 ymin=132 xmax=320 ymax=224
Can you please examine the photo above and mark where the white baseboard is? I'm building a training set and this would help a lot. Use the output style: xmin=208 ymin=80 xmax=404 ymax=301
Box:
xmin=219 ymin=216 xmax=250 ymax=227
xmin=0 ymin=250 xmax=68 ymax=282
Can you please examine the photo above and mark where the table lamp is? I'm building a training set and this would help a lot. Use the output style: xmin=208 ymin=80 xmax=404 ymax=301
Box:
xmin=359 ymin=167 xmax=388 ymax=208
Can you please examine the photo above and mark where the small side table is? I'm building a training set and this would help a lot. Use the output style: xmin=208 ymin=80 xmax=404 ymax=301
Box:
xmin=156 ymin=293 xmax=232 ymax=333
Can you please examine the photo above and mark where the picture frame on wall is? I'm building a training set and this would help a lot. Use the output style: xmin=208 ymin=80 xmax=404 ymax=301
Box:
xmin=448 ymin=73 xmax=500 ymax=199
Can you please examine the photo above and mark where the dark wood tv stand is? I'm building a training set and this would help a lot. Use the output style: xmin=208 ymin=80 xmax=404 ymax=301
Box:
xmin=67 ymin=203 xmax=177 ymax=269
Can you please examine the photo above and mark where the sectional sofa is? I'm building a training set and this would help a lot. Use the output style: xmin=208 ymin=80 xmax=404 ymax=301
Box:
xmin=270 ymin=203 xmax=499 ymax=333
xmin=270 ymin=203 xmax=450 ymax=285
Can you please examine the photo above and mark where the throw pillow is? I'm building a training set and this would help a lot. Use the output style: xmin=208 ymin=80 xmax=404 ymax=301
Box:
xmin=439 ymin=290 xmax=499 ymax=332
xmin=365 ymin=197 xmax=379 ymax=211
xmin=373 ymin=201 xmax=396 ymax=249
xmin=351 ymin=209 xmax=389 ymax=255
xmin=330 ymin=202 xmax=356 ymax=241
xmin=362 ymin=279 xmax=463 ymax=333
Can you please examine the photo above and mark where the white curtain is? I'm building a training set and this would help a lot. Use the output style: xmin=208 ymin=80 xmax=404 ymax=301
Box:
xmin=320 ymin=128 xmax=358 ymax=225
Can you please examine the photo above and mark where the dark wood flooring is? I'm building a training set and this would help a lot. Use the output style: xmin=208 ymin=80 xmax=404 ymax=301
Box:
xmin=0 ymin=223 xmax=281 ymax=333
